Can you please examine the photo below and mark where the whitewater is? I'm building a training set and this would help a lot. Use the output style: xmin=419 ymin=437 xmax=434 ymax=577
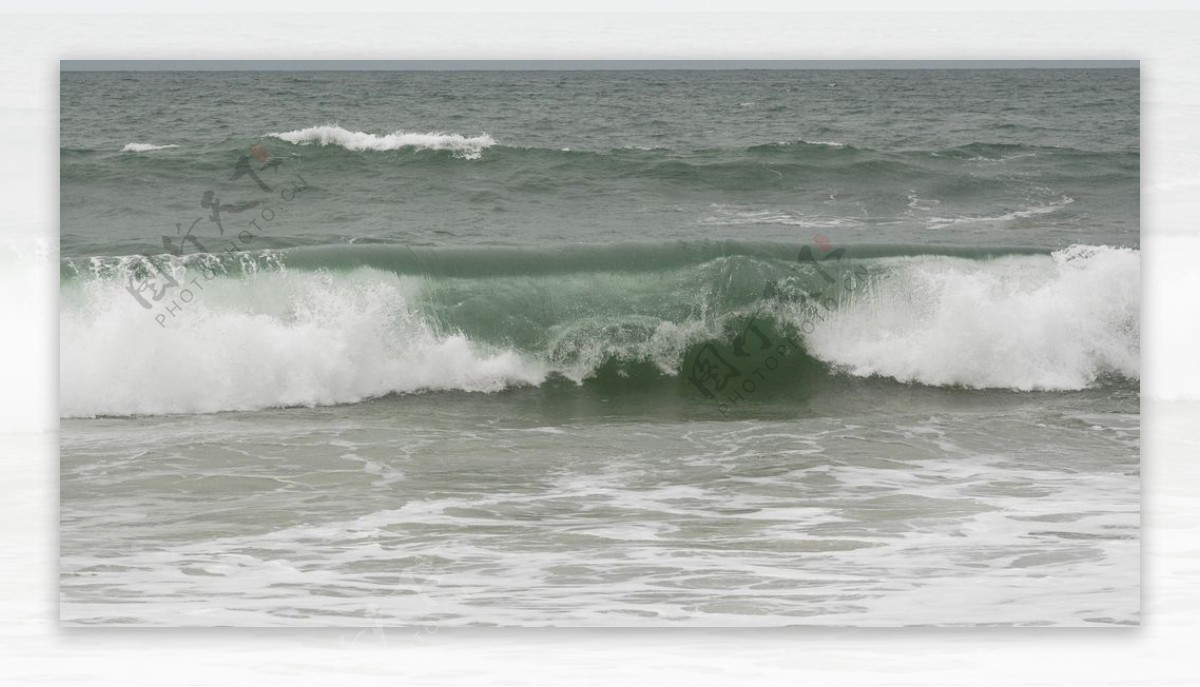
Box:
xmin=60 ymin=243 xmax=1138 ymax=417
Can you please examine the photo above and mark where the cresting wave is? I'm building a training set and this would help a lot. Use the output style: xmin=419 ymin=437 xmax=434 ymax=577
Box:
xmin=805 ymin=244 xmax=1138 ymax=390
xmin=59 ymin=243 xmax=1139 ymax=417
xmin=120 ymin=143 xmax=178 ymax=152
xmin=927 ymin=196 xmax=1076 ymax=228
xmin=247 ymin=131 xmax=1136 ymax=168
xmin=66 ymin=138 xmax=1136 ymax=203
xmin=266 ymin=125 xmax=496 ymax=159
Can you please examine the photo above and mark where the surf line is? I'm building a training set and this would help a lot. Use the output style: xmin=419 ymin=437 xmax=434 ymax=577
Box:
xmin=123 ymin=143 xmax=309 ymax=328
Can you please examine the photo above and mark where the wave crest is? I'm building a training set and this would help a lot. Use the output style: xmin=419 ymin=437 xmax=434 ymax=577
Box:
xmin=120 ymin=143 xmax=178 ymax=152
xmin=59 ymin=244 xmax=1140 ymax=417
xmin=804 ymin=245 xmax=1139 ymax=390
xmin=265 ymin=125 xmax=495 ymax=159
xmin=60 ymin=269 xmax=545 ymax=417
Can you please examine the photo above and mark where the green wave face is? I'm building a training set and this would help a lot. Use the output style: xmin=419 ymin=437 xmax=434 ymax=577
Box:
xmin=59 ymin=242 xmax=1139 ymax=417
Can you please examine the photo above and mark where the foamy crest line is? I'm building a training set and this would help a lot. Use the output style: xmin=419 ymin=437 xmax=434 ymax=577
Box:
xmin=59 ymin=244 xmax=1147 ymax=416
xmin=803 ymin=245 xmax=1140 ymax=391
xmin=927 ymin=196 xmax=1075 ymax=227
xmin=121 ymin=143 xmax=179 ymax=152
xmin=266 ymin=125 xmax=495 ymax=159
xmin=765 ymin=139 xmax=845 ymax=148
xmin=60 ymin=268 xmax=545 ymax=417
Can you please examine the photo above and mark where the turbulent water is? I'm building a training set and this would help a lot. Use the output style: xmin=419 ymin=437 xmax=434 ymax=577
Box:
xmin=59 ymin=67 xmax=1140 ymax=627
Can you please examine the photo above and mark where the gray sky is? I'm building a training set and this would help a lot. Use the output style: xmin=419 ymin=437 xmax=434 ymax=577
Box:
xmin=60 ymin=60 xmax=1137 ymax=71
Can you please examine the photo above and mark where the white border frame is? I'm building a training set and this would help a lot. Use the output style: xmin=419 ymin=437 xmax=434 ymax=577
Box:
xmin=3 ymin=5 xmax=1199 ymax=684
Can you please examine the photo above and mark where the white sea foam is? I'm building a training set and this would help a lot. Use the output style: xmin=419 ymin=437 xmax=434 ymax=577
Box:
xmin=60 ymin=268 xmax=545 ymax=417
xmin=927 ymin=196 xmax=1075 ymax=227
xmin=768 ymin=139 xmax=845 ymax=148
xmin=803 ymin=245 xmax=1140 ymax=390
xmin=265 ymin=125 xmax=495 ymax=159
xmin=120 ymin=143 xmax=179 ymax=152
xmin=702 ymin=204 xmax=863 ymax=229
xmin=59 ymin=244 xmax=1142 ymax=416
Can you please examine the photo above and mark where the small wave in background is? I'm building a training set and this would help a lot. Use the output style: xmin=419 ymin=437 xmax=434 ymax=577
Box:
xmin=266 ymin=125 xmax=496 ymax=159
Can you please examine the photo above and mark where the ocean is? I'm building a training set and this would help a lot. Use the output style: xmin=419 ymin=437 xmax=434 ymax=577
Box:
xmin=59 ymin=67 xmax=1140 ymax=627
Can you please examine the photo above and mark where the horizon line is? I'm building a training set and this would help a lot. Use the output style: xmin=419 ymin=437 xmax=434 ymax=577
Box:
xmin=61 ymin=59 xmax=1139 ymax=72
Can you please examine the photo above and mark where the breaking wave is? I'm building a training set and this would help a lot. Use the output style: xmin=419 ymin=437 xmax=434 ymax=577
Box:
xmin=265 ymin=125 xmax=496 ymax=159
xmin=120 ymin=143 xmax=178 ymax=152
xmin=59 ymin=242 xmax=1139 ymax=417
